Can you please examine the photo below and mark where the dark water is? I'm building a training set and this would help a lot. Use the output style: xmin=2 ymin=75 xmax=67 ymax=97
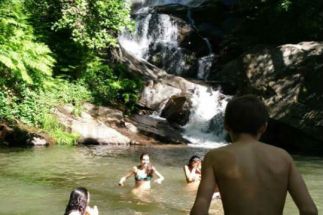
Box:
xmin=0 ymin=145 xmax=321 ymax=214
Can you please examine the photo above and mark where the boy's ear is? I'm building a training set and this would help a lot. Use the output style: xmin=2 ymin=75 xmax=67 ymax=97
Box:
xmin=258 ymin=122 xmax=268 ymax=135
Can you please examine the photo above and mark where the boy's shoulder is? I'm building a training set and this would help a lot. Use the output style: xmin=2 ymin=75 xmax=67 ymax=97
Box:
xmin=259 ymin=142 xmax=293 ymax=160
xmin=206 ymin=142 xmax=293 ymax=163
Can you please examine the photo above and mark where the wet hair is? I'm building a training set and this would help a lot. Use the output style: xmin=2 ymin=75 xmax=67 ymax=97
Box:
xmin=139 ymin=152 xmax=154 ymax=176
xmin=140 ymin=152 xmax=149 ymax=161
xmin=64 ymin=187 xmax=89 ymax=215
xmin=188 ymin=155 xmax=201 ymax=168
xmin=224 ymin=95 xmax=269 ymax=136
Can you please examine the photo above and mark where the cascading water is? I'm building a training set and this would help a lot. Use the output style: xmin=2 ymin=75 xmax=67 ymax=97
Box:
xmin=183 ymin=85 xmax=230 ymax=148
xmin=197 ymin=54 xmax=214 ymax=80
xmin=187 ymin=8 xmax=215 ymax=81
xmin=119 ymin=9 xmax=197 ymax=75
xmin=120 ymin=0 xmax=231 ymax=148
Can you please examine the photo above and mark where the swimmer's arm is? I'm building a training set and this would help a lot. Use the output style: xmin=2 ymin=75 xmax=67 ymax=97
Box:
xmin=153 ymin=167 xmax=164 ymax=183
xmin=287 ymin=156 xmax=318 ymax=215
xmin=184 ymin=165 xmax=195 ymax=182
xmin=119 ymin=167 xmax=136 ymax=186
xmin=86 ymin=205 xmax=99 ymax=215
xmin=191 ymin=152 xmax=216 ymax=215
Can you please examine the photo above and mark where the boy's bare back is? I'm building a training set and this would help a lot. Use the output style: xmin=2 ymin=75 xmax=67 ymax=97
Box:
xmin=192 ymin=138 xmax=317 ymax=215
xmin=191 ymin=95 xmax=317 ymax=215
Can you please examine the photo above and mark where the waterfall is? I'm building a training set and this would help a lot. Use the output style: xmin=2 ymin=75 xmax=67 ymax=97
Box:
xmin=197 ymin=54 xmax=214 ymax=80
xmin=187 ymin=8 xmax=215 ymax=80
xmin=182 ymin=86 xmax=229 ymax=148
xmin=120 ymin=0 xmax=230 ymax=148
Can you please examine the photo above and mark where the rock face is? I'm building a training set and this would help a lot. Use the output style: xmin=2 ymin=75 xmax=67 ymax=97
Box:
xmin=0 ymin=123 xmax=50 ymax=147
xmin=54 ymin=104 xmax=131 ymax=146
xmin=215 ymin=41 xmax=323 ymax=153
xmin=160 ymin=95 xmax=192 ymax=126
xmin=132 ymin=114 xmax=189 ymax=144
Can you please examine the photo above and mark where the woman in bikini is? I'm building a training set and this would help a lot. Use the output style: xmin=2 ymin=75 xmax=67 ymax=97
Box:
xmin=184 ymin=155 xmax=221 ymax=198
xmin=118 ymin=153 xmax=164 ymax=192
xmin=184 ymin=155 xmax=202 ymax=186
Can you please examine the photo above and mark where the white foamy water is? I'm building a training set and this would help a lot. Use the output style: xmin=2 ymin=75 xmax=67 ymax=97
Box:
xmin=197 ymin=54 xmax=214 ymax=80
xmin=120 ymin=0 xmax=230 ymax=148
xmin=119 ymin=13 xmax=152 ymax=59
xmin=183 ymin=86 xmax=231 ymax=148
xmin=119 ymin=13 xmax=178 ymax=60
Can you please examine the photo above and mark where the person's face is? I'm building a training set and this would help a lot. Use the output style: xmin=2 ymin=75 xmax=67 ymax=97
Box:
xmin=192 ymin=160 xmax=201 ymax=168
xmin=140 ymin=155 xmax=150 ymax=166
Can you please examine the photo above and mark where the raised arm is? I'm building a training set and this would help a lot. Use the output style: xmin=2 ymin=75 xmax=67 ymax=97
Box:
xmin=153 ymin=167 xmax=164 ymax=184
xmin=184 ymin=165 xmax=193 ymax=182
xmin=118 ymin=167 xmax=135 ymax=186
xmin=287 ymin=156 xmax=318 ymax=215
xmin=190 ymin=152 xmax=217 ymax=215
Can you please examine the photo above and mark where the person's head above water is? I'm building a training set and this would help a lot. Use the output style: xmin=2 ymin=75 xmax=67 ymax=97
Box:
xmin=139 ymin=153 xmax=150 ymax=166
xmin=188 ymin=155 xmax=201 ymax=168
xmin=224 ymin=94 xmax=269 ymax=136
xmin=64 ymin=187 xmax=89 ymax=215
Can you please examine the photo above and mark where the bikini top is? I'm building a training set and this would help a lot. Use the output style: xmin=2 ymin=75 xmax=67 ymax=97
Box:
xmin=134 ymin=167 xmax=153 ymax=181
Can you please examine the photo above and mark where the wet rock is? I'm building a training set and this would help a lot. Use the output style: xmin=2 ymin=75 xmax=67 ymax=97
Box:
xmin=54 ymin=104 xmax=131 ymax=146
xmin=215 ymin=41 xmax=323 ymax=153
xmin=138 ymin=80 xmax=182 ymax=110
xmin=1 ymin=123 xmax=50 ymax=147
xmin=160 ymin=95 xmax=192 ymax=126
xmin=28 ymin=136 xmax=48 ymax=146
xmin=132 ymin=114 xmax=189 ymax=144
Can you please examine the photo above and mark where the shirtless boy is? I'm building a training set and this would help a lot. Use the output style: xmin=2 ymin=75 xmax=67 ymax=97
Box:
xmin=191 ymin=95 xmax=317 ymax=215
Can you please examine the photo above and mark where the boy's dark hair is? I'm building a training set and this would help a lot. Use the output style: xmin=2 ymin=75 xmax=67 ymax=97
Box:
xmin=224 ymin=95 xmax=269 ymax=136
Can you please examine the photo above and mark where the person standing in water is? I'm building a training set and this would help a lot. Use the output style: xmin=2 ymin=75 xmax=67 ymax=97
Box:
xmin=118 ymin=153 xmax=164 ymax=192
xmin=64 ymin=187 xmax=98 ymax=215
xmin=184 ymin=155 xmax=220 ymax=199
xmin=184 ymin=155 xmax=202 ymax=184
xmin=191 ymin=95 xmax=317 ymax=215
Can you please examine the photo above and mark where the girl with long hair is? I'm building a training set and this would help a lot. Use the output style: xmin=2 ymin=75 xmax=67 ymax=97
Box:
xmin=64 ymin=187 xmax=98 ymax=215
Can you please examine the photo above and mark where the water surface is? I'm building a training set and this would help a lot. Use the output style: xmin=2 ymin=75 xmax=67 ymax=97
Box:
xmin=0 ymin=145 xmax=321 ymax=214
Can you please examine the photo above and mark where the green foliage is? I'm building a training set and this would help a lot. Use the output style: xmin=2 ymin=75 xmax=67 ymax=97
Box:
xmin=228 ymin=0 xmax=323 ymax=48
xmin=279 ymin=0 xmax=292 ymax=11
xmin=0 ymin=0 xmax=55 ymax=84
xmin=80 ymin=57 xmax=143 ymax=112
xmin=0 ymin=78 xmax=91 ymax=144
xmin=0 ymin=0 xmax=143 ymax=144
xmin=41 ymin=114 xmax=79 ymax=145
xmin=52 ymin=0 xmax=132 ymax=49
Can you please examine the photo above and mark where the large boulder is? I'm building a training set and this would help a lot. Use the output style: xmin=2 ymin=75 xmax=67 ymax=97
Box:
xmin=138 ymin=75 xmax=197 ymax=111
xmin=0 ymin=123 xmax=50 ymax=147
xmin=215 ymin=41 xmax=323 ymax=153
xmin=160 ymin=95 xmax=192 ymax=126
xmin=54 ymin=104 xmax=131 ymax=146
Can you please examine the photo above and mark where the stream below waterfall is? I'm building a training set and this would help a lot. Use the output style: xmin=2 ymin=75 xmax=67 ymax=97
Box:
xmin=0 ymin=145 xmax=322 ymax=214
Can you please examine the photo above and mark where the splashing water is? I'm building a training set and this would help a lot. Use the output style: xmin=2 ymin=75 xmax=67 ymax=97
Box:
xmin=197 ymin=54 xmax=214 ymax=80
xmin=120 ymin=0 xmax=231 ymax=148
xmin=183 ymin=86 xmax=231 ymax=148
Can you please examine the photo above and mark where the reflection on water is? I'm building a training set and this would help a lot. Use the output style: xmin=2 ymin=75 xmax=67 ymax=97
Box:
xmin=0 ymin=145 xmax=322 ymax=214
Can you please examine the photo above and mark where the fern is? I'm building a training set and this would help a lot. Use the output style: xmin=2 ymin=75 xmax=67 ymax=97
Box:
xmin=0 ymin=0 xmax=55 ymax=85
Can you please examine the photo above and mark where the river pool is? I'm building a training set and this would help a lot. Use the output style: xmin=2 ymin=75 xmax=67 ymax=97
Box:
xmin=0 ymin=145 xmax=322 ymax=214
